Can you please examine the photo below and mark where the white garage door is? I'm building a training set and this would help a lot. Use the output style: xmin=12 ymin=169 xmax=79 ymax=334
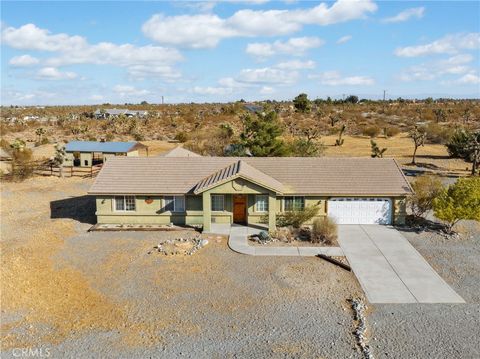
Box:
xmin=328 ymin=198 xmax=392 ymax=224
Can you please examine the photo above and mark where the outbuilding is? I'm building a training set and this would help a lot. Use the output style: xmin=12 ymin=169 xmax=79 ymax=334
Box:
xmin=64 ymin=141 xmax=147 ymax=167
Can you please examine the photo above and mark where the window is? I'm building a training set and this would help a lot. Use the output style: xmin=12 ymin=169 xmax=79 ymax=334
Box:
xmin=256 ymin=195 xmax=269 ymax=212
xmin=211 ymin=195 xmax=224 ymax=211
xmin=284 ymin=196 xmax=305 ymax=211
xmin=164 ymin=196 xmax=185 ymax=212
xmin=114 ymin=196 xmax=136 ymax=211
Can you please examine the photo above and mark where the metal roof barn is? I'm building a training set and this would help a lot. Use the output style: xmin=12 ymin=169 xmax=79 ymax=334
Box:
xmin=65 ymin=141 xmax=138 ymax=153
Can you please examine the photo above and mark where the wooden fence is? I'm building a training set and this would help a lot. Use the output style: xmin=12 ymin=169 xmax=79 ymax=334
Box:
xmin=7 ymin=160 xmax=102 ymax=179
xmin=34 ymin=163 xmax=102 ymax=178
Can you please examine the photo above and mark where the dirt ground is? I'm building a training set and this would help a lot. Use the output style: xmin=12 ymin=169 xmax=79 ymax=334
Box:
xmin=1 ymin=177 xmax=364 ymax=358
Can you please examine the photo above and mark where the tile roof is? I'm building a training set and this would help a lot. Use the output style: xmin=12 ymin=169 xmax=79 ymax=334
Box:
xmin=65 ymin=141 xmax=138 ymax=153
xmin=89 ymin=157 xmax=413 ymax=196
xmin=160 ymin=146 xmax=202 ymax=157
xmin=193 ymin=160 xmax=284 ymax=194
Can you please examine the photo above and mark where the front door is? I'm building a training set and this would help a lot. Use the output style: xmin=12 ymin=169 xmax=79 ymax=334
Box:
xmin=233 ymin=194 xmax=247 ymax=223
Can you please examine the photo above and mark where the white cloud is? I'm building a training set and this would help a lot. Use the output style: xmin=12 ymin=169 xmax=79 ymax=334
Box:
xmin=236 ymin=67 xmax=299 ymax=85
xmin=246 ymin=37 xmax=323 ymax=59
xmin=275 ymin=60 xmax=315 ymax=70
xmin=36 ymin=67 xmax=77 ymax=80
xmin=1 ymin=23 xmax=183 ymax=80
xmin=311 ymin=71 xmax=374 ymax=85
xmin=113 ymin=85 xmax=150 ymax=97
xmin=142 ymin=0 xmax=377 ymax=48
xmin=395 ymin=32 xmax=480 ymax=57
xmin=336 ymin=35 xmax=352 ymax=44
xmin=9 ymin=54 xmax=39 ymax=67
xmin=398 ymin=54 xmax=474 ymax=82
xmin=457 ymin=73 xmax=480 ymax=85
xmin=382 ymin=7 xmax=425 ymax=23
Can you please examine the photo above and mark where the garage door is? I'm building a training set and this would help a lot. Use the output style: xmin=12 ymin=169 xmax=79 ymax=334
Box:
xmin=328 ymin=198 xmax=392 ymax=224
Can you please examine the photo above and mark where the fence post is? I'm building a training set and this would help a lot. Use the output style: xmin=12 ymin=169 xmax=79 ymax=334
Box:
xmin=91 ymin=166 xmax=93 ymax=178
xmin=71 ymin=166 xmax=73 ymax=177
xmin=50 ymin=163 xmax=53 ymax=176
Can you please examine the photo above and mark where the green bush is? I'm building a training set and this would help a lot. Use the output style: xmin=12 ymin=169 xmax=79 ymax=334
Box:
xmin=105 ymin=133 xmax=114 ymax=141
xmin=133 ymin=132 xmax=145 ymax=141
xmin=276 ymin=205 xmax=319 ymax=228
xmin=362 ymin=125 xmax=380 ymax=138
xmin=433 ymin=177 xmax=480 ymax=233
xmin=312 ymin=217 xmax=338 ymax=244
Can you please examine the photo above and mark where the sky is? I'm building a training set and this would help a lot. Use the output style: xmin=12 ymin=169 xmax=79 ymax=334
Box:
xmin=1 ymin=0 xmax=479 ymax=105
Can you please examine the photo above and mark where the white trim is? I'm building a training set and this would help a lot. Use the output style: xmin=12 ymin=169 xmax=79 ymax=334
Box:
xmin=114 ymin=195 xmax=136 ymax=212
xmin=163 ymin=195 xmax=186 ymax=213
xmin=255 ymin=194 xmax=269 ymax=212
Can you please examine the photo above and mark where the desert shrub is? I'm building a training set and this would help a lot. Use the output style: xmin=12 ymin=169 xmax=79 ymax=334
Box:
xmin=408 ymin=175 xmax=444 ymax=218
xmin=362 ymin=125 xmax=380 ymax=138
xmin=384 ymin=126 xmax=400 ymax=138
xmin=426 ymin=123 xmax=453 ymax=144
xmin=290 ymin=138 xmax=324 ymax=157
xmin=10 ymin=148 xmax=35 ymax=181
xmin=433 ymin=177 xmax=480 ymax=233
xmin=132 ymin=132 xmax=144 ymax=141
xmin=446 ymin=128 xmax=471 ymax=158
xmin=105 ymin=133 xmax=114 ymax=141
xmin=0 ymin=138 xmax=10 ymax=150
xmin=312 ymin=217 xmax=338 ymax=244
xmin=276 ymin=205 xmax=319 ymax=228
xmin=87 ymin=136 xmax=96 ymax=142
xmin=174 ymin=131 xmax=188 ymax=143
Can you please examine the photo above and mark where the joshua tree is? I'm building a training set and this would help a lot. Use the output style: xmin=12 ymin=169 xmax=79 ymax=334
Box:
xmin=409 ymin=126 xmax=427 ymax=165
xmin=466 ymin=132 xmax=480 ymax=175
xmin=35 ymin=127 xmax=46 ymax=143
xmin=335 ymin=125 xmax=346 ymax=146
xmin=53 ymin=143 xmax=66 ymax=178
xmin=370 ymin=140 xmax=387 ymax=158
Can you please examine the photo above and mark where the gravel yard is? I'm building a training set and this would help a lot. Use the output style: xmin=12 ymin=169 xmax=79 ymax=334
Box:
xmin=1 ymin=176 xmax=479 ymax=358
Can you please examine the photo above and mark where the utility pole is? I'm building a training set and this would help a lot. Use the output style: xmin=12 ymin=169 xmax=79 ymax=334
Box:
xmin=161 ymin=96 xmax=164 ymax=105
xmin=382 ymin=90 xmax=387 ymax=113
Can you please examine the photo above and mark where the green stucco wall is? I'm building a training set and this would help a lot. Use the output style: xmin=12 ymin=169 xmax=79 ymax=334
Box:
xmin=94 ymin=189 xmax=407 ymax=229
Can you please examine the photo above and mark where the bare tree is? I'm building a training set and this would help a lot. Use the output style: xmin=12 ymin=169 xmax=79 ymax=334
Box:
xmin=409 ymin=126 xmax=427 ymax=165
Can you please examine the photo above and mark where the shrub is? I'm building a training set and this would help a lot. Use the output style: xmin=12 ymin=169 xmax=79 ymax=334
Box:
xmin=10 ymin=148 xmax=35 ymax=181
xmin=362 ymin=125 xmax=380 ymax=138
xmin=276 ymin=205 xmax=319 ymax=228
xmin=426 ymin=123 xmax=453 ymax=144
xmin=174 ymin=131 xmax=188 ymax=143
xmin=433 ymin=177 xmax=480 ymax=233
xmin=132 ymin=132 xmax=145 ymax=141
xmin=312 ymin=217 xmax=338 ymax=244
xmin=384 ymin=126 xmax=400 ymax=138
xmin=408 ymin=175 xmax=444 ymax=218
xmin=105 ymin=133 xmax=114 ymax=141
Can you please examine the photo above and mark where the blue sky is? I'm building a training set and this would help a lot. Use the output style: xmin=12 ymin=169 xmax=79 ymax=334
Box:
xmin=1 ymin=1 xmax=479 ymax=105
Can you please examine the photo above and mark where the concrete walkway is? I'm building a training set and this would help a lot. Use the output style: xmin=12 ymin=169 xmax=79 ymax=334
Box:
xmin=338 ymin=225 xmax=465 ymax=304
xmin=208 ymin=224 xmax=344 ymax=257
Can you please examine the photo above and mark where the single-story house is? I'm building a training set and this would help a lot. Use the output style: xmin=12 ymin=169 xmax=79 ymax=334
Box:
xmin=64 ymin=141 xmax=147 ymax=167
xmin=88 ymin=157 xmax=412 ymax=232
xmin=94 ymin=108 xmax=148 ymax=119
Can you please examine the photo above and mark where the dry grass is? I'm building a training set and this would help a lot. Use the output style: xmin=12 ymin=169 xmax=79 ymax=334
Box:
xmin=321 ymin=133 xmax=470 ymax=174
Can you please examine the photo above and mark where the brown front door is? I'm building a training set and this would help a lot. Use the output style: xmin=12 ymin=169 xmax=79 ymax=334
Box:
xmin=233 ymin=195 xmax=247 ymax=223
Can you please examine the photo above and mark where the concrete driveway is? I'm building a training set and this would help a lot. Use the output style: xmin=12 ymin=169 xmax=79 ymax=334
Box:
xmin=338 ymin=225 xmax=465 ymax=304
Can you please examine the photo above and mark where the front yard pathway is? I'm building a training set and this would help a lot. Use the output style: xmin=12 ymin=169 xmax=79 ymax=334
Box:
xmin=209 ymin=224 xmax=344 ymax=257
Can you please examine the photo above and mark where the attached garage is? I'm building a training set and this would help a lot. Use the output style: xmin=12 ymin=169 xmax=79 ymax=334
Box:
xmin=328 ymin=198 xmax=392 ymax=225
